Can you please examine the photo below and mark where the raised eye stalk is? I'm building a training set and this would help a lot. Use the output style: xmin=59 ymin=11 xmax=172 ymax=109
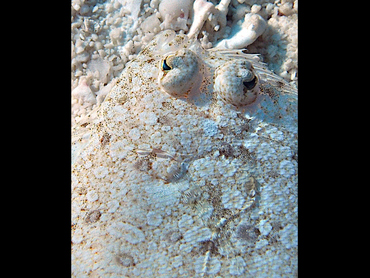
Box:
xmin=214 ymin=59 xmax=259 ymax=107
xmin=158 ymin=49 xmax=201 ymax=98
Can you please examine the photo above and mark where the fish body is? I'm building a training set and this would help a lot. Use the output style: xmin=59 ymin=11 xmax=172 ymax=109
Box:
xmin=72 ymin=30 xmax=297 ymax=277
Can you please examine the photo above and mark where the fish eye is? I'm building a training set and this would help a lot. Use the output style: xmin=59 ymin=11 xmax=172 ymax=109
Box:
xmin=158 ymin=49 xmax=201 ymax=98
xmin=214 ymin=60 xmax=259 ymax=107
xmin=162 ymin=59 xmax=172 ymax=71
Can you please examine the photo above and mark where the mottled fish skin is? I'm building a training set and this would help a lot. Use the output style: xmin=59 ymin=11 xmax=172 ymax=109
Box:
xmin=72 ymin=30 xmax=297 ymax=277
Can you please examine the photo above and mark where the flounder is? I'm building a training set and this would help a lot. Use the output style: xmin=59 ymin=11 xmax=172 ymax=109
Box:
xmin=72 ymin=29 xmax=297 ymax=277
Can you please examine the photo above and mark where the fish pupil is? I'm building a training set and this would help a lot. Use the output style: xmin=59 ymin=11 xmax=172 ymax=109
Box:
xmin=243 ymin=76 xmax=257 ymax=90
xmin=162 ymin=59 xmax=171 ymax=71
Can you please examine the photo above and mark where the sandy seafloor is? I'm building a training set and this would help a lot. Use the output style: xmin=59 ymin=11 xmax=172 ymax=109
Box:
xmin=71 ymin=0 xmax=297 ymax=126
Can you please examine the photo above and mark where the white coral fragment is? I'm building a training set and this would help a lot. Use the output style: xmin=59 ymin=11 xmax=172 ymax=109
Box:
xmin=215 ymin=13 xmax=267 ymax=49
xmin=204 ymin=0 xmax=231 ymax=41
xmin=187 ymin=0 xmax=214 ymax=39
xmin=159 ymin=0 xmax=192 ymax=31
xmin=72 ymin=79 xmax=96 ymax=105
xmin=141 ymin=13 xmax=161 ymax=33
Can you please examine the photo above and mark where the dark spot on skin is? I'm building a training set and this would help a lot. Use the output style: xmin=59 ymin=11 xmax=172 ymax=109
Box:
xmin=271 ymin=221 xmax=284 ymax=231
xmin=134 ymin=157 xmax=151 ymax=172
xmin=199 ymin=240 xmax=218 ymax=255
xmin=100 ymin=133 xmax=111 ymax=146
xmin=276 ymin=80 xmax=285 ymax=88
xmin=115 ymin=253 xmax=135 ymax=267
xmin=76 ymin=187 xmax=87 ymax=195
xmin=219 ymin=142 xmax=234 ymax=158
xmin=236 ymin=224 xmax=260 ymax=243
xmin=233 ymin=145 xmax=252 ymax=159
xmin=292 ymin=151 xmax=298 ymax=162
xmin=268 ymin=234 xmax=279 ymax=245
xmin=218 ymin=143 xmax=255 ymax=162
xmin=84 ymin=210 xmax=101 ymax=224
